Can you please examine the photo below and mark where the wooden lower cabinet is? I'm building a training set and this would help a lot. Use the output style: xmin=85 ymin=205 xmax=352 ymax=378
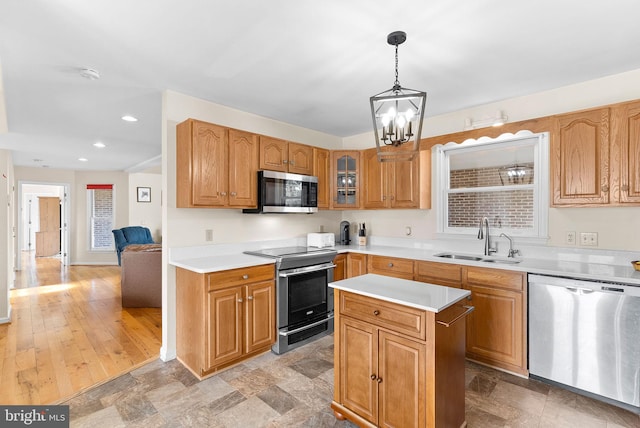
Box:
xmin=347 ymin=253 xmax=367 ymax=278
xmin=333 ymin=290 xmax=467 ymax=428
xmin=176 ymin=265 xmax=276 ymax=378
xmin=333 ymin=253 xmax=347 ymax=281
xmin=463 ymin=266 xmax=527 ymax=376
xmin=367 ymin=255 xmax=414 ymax=280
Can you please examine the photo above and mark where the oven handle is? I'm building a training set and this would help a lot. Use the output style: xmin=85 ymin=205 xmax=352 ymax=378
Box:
xmin=278 ymin=314 xmax=334 ymax=337
xmin=278 ymin=263 xmax=336 ymax=278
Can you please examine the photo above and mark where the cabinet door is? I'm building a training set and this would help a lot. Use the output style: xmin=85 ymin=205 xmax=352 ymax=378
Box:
xmin=378 ymin=331 xmax=425 ymax=428
xmin=347 ymin=253 xmax=367 ymax=278
xmin=313 ymin=148 xmax=331 ymax=208
xmin=464 ymin=284 xmax=524 ymax=372
xmin=333 ymin=254 xmax=347 ymax=281
xmin=552 ymin=108 xmax=610 ymax=205
xmin=259 ymin=136 xmax=288 ymax=172
xmin=389 ymin=156 xmax=419 ymax=208
xmin=362 ymin=148 xmax=387 ymax=208
xmin=207 ymin=287 xmax=243 ymax=369
xmin=288 ymin=142 xmax=314 ymax=175
xmin=331 ymin=151 xmax=360 ymax=209
xmin=228 ymin=129 xmax=259 ymax=208
xmin=245 ymin=280 xmax=276 ymax=353
xmin=340 ymin=317 xmax=378 ymax=425
xmin=618 ymin=101 xmax=640 ymax=203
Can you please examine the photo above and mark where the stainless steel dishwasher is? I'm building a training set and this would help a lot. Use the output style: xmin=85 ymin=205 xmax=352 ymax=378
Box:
xmin=528 ymin=274 xmax=640 ymax=410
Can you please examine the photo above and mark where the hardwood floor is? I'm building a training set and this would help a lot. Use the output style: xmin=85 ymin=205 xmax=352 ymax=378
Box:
xmin=0 ymin=252 xmax=162 ymax=405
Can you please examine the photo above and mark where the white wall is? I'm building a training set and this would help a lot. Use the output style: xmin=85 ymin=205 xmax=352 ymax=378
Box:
xmin=0 ymin=150 xmax=14 ymax=323
xmin=128 ymin=172 xmax=162 ymax=242
xmin=342 ymin=68 xmax=640 ymax=252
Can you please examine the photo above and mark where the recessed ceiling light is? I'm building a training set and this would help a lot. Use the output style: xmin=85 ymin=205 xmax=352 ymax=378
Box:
xmin=122 ymin=115 xmax=138 ymax=122
xmin=78 ymin=157 xmax=88 ymax=162
xmin=93 ymin=142 xmax=106 ymax=148
xmin=79 ymin=68 xmax=100 ymax=80
xmin=33 ymin=158 xmax=43 ymax=162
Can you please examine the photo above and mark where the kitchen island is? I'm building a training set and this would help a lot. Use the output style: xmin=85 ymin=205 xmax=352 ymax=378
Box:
xmin=329 ymin=274 xmax=472 ymax=428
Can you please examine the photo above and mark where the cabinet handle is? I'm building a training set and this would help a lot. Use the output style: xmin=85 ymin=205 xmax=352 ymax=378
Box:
xmin=290 ymin=160 xmax=295 ymax=166
xmin=242 ymin=274 xmax=249 ymax=280
xmin=382 ymin=196 xmax=386 ymax=201
xmin=622 ymin=184 xmax=629 ymax=192
xmin=283 ymin=160 xmax=288 ymax=164
xmin=230 ymin=192 xmax=237 ymax=196
xmin=373 ymin=310 xmax=380 ymax=316
xmin=601 ymin=185 xmax=609 ymax=193
xmin=388 ymin=263 xmax=393 ymax=267
xmin=247 ymin=296 xmax=253 ymax=300
xmin=376 ymin=377 xmax=382 ymax=384
xmin=370 ymin=374 xmax=376 ymax=380
xmin=221 ymin=192 xmax=227 ymax=196
xmin=436 ymin=305 xmax=475 ymax=328
xmin=237 ymin=298 xmax=243 ymax=303
xmin=390 ymin=195 xmax=395 ymax=200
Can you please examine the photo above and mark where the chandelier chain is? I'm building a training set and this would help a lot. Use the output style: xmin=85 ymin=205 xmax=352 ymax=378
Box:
xmin=394 ymin=44 xmax=400 ymax=88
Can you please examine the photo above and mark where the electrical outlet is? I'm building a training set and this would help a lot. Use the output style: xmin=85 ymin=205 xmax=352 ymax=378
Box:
xmin=565 ymin=231 xmax=576 ymax=245
xmin=579 ymin=232 xmax=598 ymax=246
xmin=205 ymin=229 xmax=213 ymax=241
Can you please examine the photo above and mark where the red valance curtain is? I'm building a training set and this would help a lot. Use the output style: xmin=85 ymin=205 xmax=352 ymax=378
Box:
xmin=86 ymin=184 xmax=113 ymax=190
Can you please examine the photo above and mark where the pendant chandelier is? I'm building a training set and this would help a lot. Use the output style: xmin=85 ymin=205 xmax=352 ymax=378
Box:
xmin=370 ymin=31 xmax=426 ymax=162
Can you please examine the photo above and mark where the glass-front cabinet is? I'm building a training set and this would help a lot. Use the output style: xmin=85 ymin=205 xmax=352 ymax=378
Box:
xmin=331 ymin=151 xmax=360 ymax=209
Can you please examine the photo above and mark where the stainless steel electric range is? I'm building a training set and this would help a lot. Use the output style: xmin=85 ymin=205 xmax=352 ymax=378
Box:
xmin=244 ymin=246 xmax=337 ymax=354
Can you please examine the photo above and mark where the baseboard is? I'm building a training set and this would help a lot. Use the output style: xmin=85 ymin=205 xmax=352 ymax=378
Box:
xmin=160 ymin=345 xmax=176 ymax=362
xmin=69 ymin=261 xmax=119 ymax=266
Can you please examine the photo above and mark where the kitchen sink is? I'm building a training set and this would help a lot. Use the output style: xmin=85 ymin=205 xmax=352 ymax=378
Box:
xmin=434 ymin=252 xmax=522 ymax=264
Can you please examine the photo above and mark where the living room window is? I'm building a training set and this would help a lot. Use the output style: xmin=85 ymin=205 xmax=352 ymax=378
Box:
xmin=434 ymin=131 xmax=549 ymax=241
xmin=87 ymin=184 xmax=115 ymax=251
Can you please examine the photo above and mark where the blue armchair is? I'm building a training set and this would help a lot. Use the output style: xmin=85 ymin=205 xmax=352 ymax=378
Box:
xmin=112 ymin=226 xmax=155 ymax=265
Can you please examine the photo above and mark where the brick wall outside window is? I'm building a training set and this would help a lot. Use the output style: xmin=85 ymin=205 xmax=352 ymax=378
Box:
xmin=90 ymin=189 xmax=114 ymax=250
xmin=448 ymin=164 xmax=534 ymax=229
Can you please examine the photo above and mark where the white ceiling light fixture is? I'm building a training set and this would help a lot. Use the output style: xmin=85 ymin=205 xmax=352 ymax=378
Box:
xmin=78 ymin=157 xmax=88 ymax=162
xmin=121 ymin=115 xmax=138 ymax=122
xmin=464 ymin=111 xmax=508 ymax=130
xmin=370 ymin=31 xmax=426 ymax=162
xmin=79 ymin=68 xmax=100 ymax=80
xmin=93 ymin=142 xmax=106 ymax=148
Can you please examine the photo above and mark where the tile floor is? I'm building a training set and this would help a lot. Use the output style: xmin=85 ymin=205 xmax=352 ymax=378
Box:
xmin=63 ymin=335 xmax=639 ymax=427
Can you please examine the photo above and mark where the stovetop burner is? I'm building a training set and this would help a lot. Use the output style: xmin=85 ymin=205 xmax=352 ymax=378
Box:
xmin=244 ymin=246 xmax=337 ymax=270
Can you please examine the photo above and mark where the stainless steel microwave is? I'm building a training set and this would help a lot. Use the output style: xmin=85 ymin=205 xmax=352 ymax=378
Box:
xmin=243 ymin=170 xmax=318 ymax=214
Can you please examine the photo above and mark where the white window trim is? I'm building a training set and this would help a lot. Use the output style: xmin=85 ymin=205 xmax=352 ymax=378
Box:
xmin=87 ymin=186 xmax=116 ymax=252
xmin=434 ymin=131 xmax=549 ymax=244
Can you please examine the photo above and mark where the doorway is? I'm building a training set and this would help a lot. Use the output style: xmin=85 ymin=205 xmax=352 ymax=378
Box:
xmin=16 ymin=181 xmax=70 ymax=274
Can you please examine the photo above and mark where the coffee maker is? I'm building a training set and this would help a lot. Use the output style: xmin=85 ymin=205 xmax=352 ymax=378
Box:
xmin=339 ymin=221 xmax=350 ymax=245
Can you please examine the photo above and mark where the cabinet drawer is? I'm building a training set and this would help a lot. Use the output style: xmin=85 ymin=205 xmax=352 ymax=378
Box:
xmin=465 ymin=266 xmax=524 ymax=291
xmin=207 ymin=264 xmax=275 ymax=291
xmin=414 ymin=261 xmax=462 ymax=287
xmin=340 ymin=291 xmax=425 ymax=340
xmin=367 ymin=255 xmax=414 ymax=279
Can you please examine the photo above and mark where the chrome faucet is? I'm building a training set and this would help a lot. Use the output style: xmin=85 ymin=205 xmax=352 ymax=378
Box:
xmin=500 ymin=233 xmax=521 ymax=258
xmin=477 ymin=217 xmax=497 ymax=256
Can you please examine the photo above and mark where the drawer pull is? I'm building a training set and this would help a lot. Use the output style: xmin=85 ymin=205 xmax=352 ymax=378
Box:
xmin=388 ymin=263 xmax=393 ymax=267
xmin=376 ymin=377 xmax=382 ymax=384
xmin=370 ymin=374 xmax=376 ymax=380
xmin=247 ymin=296 xmax=253 ymax=300
xmin=242 ymin=274 xmax=249 ymax=280
xmin=237 ymin=298 xmax=243 ymax=303
xmin=436 ymin=305 xmax=474 ymax=328
xmin=373 ymin=310 xmax=380 ymax=316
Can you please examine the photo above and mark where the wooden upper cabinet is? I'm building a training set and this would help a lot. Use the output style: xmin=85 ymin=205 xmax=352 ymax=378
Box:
xmin=613 ymin=100 xmax=640 ymax=204
xmin=362 ymin=148 xmax=419 ymax=209
xmin=259 ymin=137 xmax=314 ymax=175
xmin=228 ymin=129 xmax=259 ymax=208
xmin=259 ymin=136 xmax=288 ymax=172
xmin=288 ymin=142 xmax=314 ymax=175
xmin=314 ymin=147 xmax=331 ymax=208
xmin=551 ymin=108 xmax=610 ymax=205
xmin=331 ymin=151 xmax=361 ymax=209
xmin=177 ymin=119 xmax=229 ymax=207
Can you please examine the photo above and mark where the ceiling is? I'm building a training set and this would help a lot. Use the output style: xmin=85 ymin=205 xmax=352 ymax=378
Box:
xmin=1 ymin=0 xmax=640 ymax=172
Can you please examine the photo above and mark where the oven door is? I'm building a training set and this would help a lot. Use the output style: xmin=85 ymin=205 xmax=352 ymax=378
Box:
xmin=273 ymin=262 xmax=334 ymax=353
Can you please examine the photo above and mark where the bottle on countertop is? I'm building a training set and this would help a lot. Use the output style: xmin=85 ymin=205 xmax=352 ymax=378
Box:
xmin=358 ymin=223 xmax=367 ymax=246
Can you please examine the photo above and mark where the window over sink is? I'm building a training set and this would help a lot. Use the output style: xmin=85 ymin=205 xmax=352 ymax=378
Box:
xmin=434 ymin=131 xmax=549 ymax=241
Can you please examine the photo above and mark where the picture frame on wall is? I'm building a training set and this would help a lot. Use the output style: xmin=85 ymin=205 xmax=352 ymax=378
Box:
xmin=137 ymin=187 xmax=151 ymax=203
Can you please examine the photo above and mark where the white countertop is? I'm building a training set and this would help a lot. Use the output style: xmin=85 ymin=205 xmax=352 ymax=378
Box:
xmin=330 ymin=274 xmax=471 ymax=312
xmin=169 ymin=240 xmax=640 ymax=286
